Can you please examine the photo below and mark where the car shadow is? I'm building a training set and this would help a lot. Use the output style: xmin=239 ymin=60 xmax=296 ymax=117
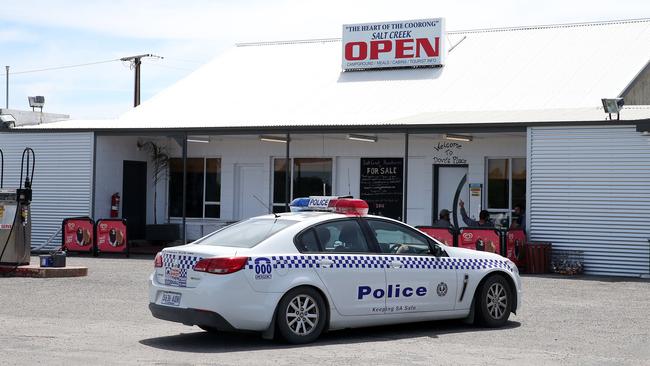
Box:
xmin=139 ymin=319 xmax=521 ymax=353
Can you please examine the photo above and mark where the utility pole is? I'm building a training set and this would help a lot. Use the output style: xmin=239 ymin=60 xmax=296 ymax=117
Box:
xmin=5 ymin=66 xmax=8 ymax=109
xmin=120 ymin=54 xmax=162 ymax=107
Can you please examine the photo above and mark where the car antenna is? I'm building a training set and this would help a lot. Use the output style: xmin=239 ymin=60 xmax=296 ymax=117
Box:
xmin=253 ymin=194 xmax=279 ymax=218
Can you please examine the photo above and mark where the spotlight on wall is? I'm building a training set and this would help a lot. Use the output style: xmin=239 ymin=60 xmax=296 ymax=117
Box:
xmin=187 ymin=136 xmax=210 ymax=143
xmin=259 ymin=135 xmax=289 ymax=143
xmin=443 ymin=133 xmax=473 ymax=142
xmin=347 ymin=133 xmax=378 ymax=143
xmin=28 ymin=95 xmax=45 ymax=112
xmin=601 ymin=98 xmax=624 ymax=120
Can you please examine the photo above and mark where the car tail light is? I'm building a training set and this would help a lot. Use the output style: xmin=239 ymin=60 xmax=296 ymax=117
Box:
xmin=194 ymin=257 xmax=248 ymax=275
xmin=154 ymin=252 xmax=163 ymax=268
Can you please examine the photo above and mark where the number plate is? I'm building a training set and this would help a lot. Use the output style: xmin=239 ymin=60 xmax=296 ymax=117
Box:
xmin=160 ymin=291 xmax=181 ymax=306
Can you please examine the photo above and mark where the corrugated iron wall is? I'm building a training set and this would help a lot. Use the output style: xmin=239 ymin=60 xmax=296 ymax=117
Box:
xmin=0 ymin=132 xmax=94 ymax=252
xmin=528 ymin=125 xmax=650 ymax=277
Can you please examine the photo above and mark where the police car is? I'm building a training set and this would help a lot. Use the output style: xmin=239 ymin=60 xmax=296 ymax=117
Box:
xmin=149 ymin=196 xmax=522 ymax=344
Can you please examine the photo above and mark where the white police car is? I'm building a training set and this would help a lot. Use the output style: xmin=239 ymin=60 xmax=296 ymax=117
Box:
xmin=149 ymin=196 xmax=522 ymax=344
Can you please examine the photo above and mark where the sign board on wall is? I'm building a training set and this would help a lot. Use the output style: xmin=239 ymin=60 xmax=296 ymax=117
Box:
xmin=342 ymin=18 xmax=445 ymax=71
xmin=360 ymin=158 xmax=403 ymax=220
xmin=433 ymin=141 xmax=467 ymax=164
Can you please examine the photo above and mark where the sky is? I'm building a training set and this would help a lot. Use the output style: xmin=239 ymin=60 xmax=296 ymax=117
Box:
xmin=1 ymin=0 xmax=649 ymax=119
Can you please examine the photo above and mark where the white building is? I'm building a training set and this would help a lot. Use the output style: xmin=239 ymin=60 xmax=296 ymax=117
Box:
xmin=3 ymin=19 xmax=650 ymax=277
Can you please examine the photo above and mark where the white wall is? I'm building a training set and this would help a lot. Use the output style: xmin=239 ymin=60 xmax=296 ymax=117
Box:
xmin=94 ymin=136 xmax=169 ymax=225
xmin=161 ymin=133 xmax=525 ymax=239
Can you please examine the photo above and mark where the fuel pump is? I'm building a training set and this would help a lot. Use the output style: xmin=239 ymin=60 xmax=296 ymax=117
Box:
xmin=0 ymin=148 xmax=35 ymax=266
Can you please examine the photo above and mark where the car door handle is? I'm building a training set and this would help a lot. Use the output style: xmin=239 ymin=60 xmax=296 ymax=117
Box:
xmin=390 ymin=261 xmax=403 ymax=268
xmin=319 ymin=259 xmax=334 ymax=268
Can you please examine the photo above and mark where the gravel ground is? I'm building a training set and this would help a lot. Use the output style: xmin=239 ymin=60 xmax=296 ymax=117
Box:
xmin=0 ymin=255 xmax=648 ymax=366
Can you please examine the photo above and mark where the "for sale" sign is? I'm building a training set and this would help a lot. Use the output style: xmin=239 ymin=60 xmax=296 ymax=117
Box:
xmin=342 ymin=18 xmax=445 ymax=71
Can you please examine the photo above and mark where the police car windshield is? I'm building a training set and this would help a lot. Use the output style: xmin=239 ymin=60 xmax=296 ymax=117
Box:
xmin=193 ymin=218 xmax=297 ymax=248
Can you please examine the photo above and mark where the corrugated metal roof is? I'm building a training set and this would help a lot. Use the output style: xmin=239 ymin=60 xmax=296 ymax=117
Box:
xmin=16 ymin=106 xmax=650 ymax=130
xmin=18 ymin=19 xmax=650 ymax=130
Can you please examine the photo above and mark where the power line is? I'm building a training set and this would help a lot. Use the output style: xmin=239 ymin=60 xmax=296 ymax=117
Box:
xmin=2 ymin=58 xmax=121 ymax=76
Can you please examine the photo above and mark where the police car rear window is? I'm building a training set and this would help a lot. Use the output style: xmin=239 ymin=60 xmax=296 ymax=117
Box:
xmin=194 ymin=219 xmax=297 ymax=248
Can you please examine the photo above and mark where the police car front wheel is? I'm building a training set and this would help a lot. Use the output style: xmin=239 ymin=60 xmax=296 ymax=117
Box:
xmin=477 ymin=274 xmax=512 ymax=327
xmin=276 ymin=287 xmax=327 ymax=344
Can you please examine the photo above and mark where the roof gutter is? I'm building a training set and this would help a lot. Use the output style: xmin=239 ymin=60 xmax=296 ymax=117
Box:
xmin=4 ymin=119 xmax=650 ymax=136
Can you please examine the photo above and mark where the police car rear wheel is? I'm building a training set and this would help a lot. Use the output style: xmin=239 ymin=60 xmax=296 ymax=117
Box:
xmin=477 ymin=275 xmax=511 ymax=327
xmin=277 ymin=287 xmax=326 ymax=344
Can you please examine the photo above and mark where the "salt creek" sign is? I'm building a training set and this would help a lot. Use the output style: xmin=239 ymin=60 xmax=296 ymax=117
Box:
xmin=342 ymin=18 xmax=445 ymax=71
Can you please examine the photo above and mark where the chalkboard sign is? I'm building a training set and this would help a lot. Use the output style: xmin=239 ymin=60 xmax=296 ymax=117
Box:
xmin=360 ymin=158 xmax=403 ymax=220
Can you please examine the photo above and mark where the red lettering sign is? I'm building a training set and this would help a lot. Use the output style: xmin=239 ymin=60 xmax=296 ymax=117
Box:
xmin=342 ymin=18 xmax=445 ymax=70
xmin=370 ymin=40 xmax=392 ymax=59
xmin=345 ymin=42 xmax=367 ymax=61
xmin=343 ymin=37 xmax=440 ymax=61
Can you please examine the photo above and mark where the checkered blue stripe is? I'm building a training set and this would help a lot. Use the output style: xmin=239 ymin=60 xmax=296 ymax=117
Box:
xmin=163 ymin=253 xmax=202 ymax=270
xmin=246 ymin=255 xmax=513 ymax=272
xmin=163 ymin=253 xmax=203 ymax=287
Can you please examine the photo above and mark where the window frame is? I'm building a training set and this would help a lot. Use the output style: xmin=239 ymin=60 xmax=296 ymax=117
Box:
xmin=484 ymin=156 xmax=526 ymax=212
xmin=168 ymin=156 xmax=222 ymax=219
xmin=360 ymin=217 xmax=445 ymax=257
xmin=292 ymin=217 xmax=447 ymax=257
xmin=271 ymin=157 xmax=334 ymax=212
xmin=293 ymin=217 xmax=379 ymax=254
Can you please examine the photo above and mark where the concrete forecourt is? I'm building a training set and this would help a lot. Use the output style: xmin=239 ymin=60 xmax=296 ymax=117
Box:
xmin=0 ymin=255 xmax=648 ymax=365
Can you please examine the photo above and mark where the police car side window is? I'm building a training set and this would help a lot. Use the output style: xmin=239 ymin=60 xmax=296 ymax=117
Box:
xmin=296 ymin=229 xmax=320 ymax=253
xmin=367 ymin=219 xmax=432 ymax=255
xmin=313 ymin=220 xmax=371 ymax=253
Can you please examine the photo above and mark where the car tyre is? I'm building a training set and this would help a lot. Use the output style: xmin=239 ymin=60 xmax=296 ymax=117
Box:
xmin=477 ymin=274 xmax=512 ymax=327
xmin=276 ymin=287 xmax=327 ymax=344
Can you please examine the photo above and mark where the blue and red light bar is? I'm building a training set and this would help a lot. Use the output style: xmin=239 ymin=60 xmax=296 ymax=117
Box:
xmin=290 ymin=196 xmax=369 ymax=216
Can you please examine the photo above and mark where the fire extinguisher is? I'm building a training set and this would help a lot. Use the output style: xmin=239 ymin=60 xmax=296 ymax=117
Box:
xmin=111 ymin=193 xmax=120 ymax=218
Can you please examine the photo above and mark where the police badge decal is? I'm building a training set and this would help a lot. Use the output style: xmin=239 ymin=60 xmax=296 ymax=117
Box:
xmin=436 ymin=282 xmax=448 ymax=297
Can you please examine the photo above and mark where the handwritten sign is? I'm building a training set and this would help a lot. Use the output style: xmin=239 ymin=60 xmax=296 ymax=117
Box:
xmin=433 ymin=141 xmax=467 ymax=164
xmin=360 ymin=158 xmax=403 ymax=220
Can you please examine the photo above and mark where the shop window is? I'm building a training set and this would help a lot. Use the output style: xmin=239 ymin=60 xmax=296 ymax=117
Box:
xmin=487 ymin=159 xmax=509 ymax=209
xmin=272 ymin=158 xmax=332 ymax=213
xmin=169 ymin=157 xmax=221 ymax=218
xmin=486 ymin=157 xmax=526 ymax=211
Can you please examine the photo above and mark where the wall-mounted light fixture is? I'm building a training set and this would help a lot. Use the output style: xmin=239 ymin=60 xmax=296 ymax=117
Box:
xmin=443 ymin=133 xmax=473 ymax=142
xmin=28 ymin=95 xmax=45 ymax=112
xmin=187 ymin=136 xmax=210 ymax=143
xmin=347 ymin=133 xmax=377 ymax=142
xmin=601 ymin=98 xmax=624 ymax=120
xmin=259 ymin=135 xmax=289 ymax=143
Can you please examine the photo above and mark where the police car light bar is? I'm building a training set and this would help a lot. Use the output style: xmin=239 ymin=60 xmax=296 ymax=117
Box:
xmin=290 ymin=196 xmax=369 ymax=216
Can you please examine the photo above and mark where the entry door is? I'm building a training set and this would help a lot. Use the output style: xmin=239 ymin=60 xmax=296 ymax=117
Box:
xmin=435 ymin=165 xmax=469 ymax=227
xmin=365 ymin=218 xmax=457 ymax=312
xmin=122 ymin=160 xmax=147 ymax=240
xmin=235 ymin=164 xmax=268 ymax=220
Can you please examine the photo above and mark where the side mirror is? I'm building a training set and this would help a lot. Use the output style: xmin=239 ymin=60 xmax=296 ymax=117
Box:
xmin=432 ymin=245 xmax=445 ymax=257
